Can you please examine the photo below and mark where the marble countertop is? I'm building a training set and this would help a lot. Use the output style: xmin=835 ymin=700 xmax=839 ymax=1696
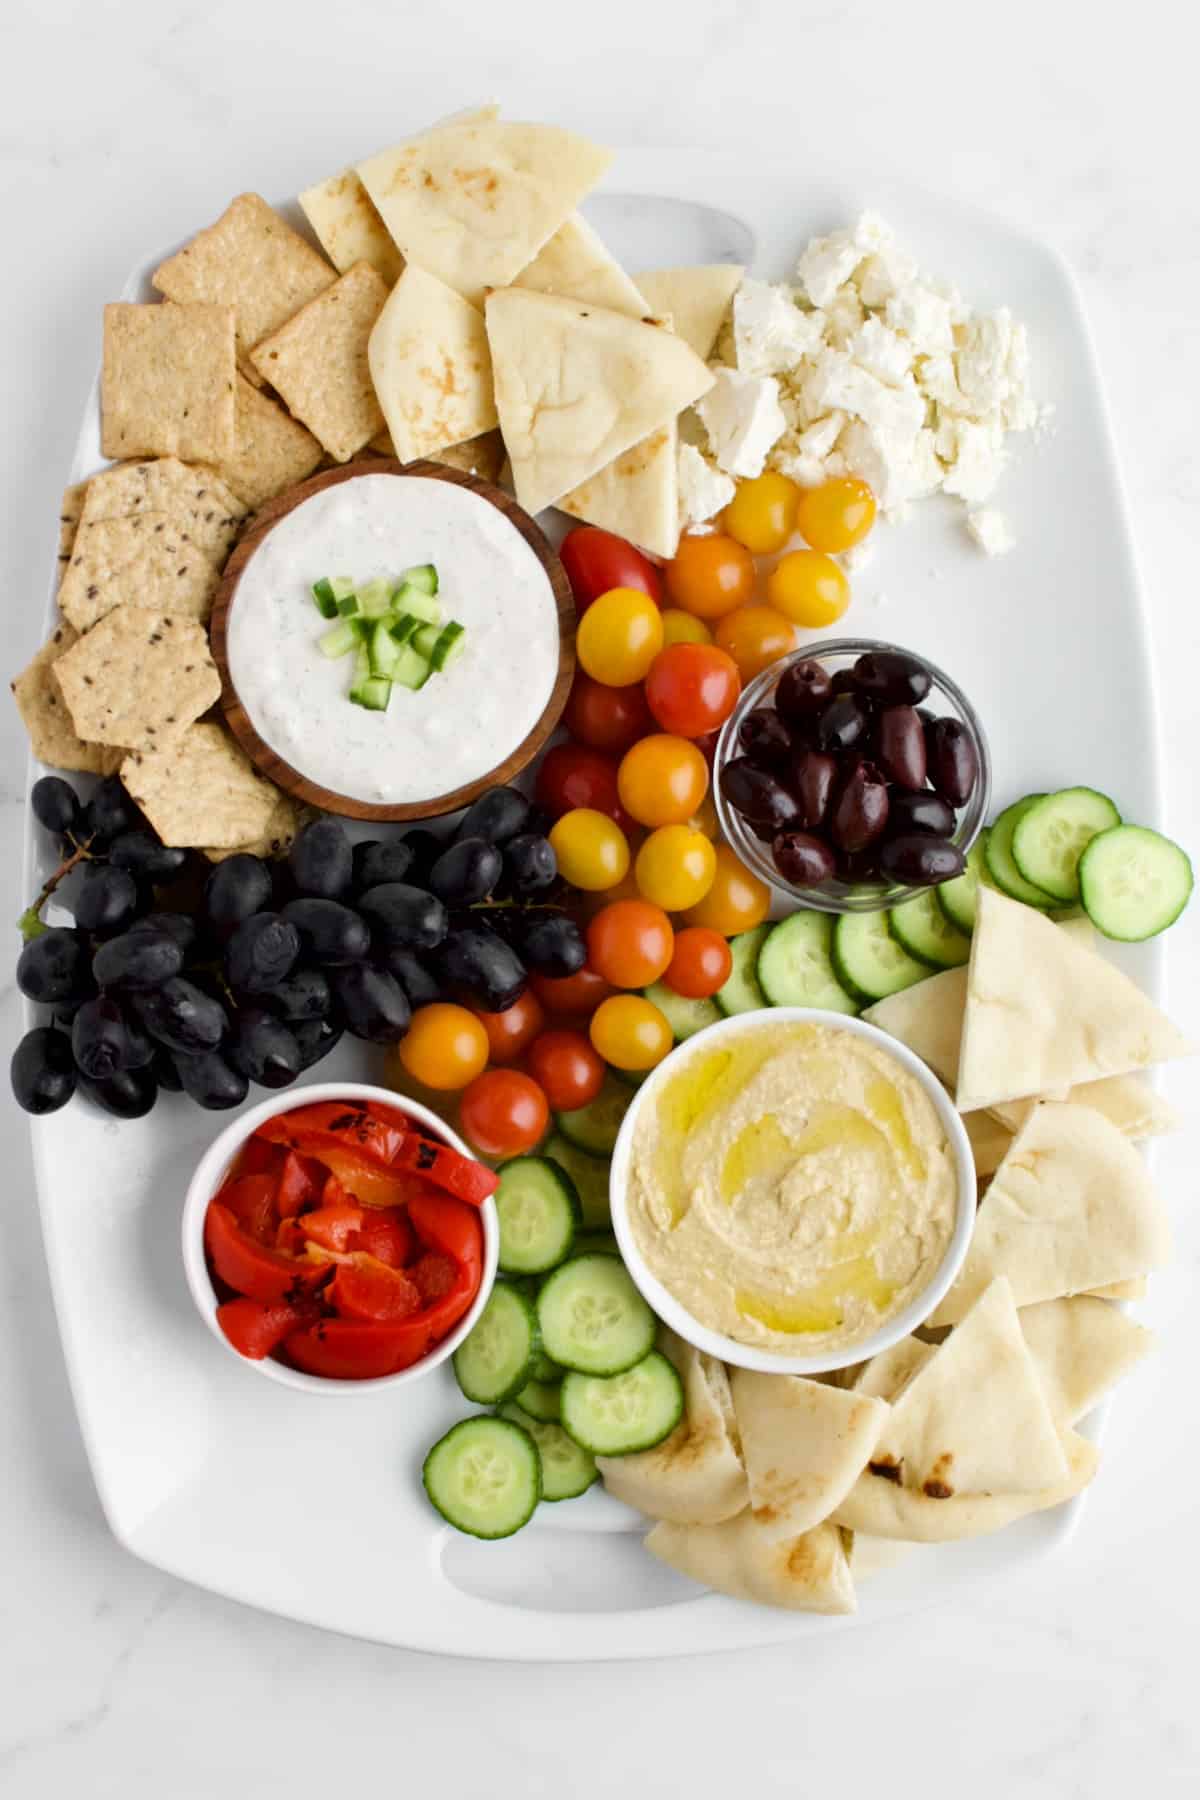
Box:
xmin=2 ymin=1 xmax=1197 ymax=1793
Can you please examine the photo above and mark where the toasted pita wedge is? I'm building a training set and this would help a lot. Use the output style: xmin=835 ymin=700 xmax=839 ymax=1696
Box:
xmin=1019 ymin=1295 xmax=1154 ymax=1427
xmin=367 ymin=265 xmax=498 ymax=463
xmin=597 ymin=1330 xmax=748 ymax=1525
xmin=635 ymin=265 xmax=744 ymax=359
xmin=990 ymin=1073 xmax=1180 ymax=1141
xmin=645 ymin=1515 xmax=855 ymax=1614
xmin=851 ymin=1335 xmax=936 ymax=1404
xmin=729 ymin=1369 xmax=888 ymax=1536
xmin=558 ymin=422 xmax=679 ymax=559
xmin=485 ymin=289 xmax=713 ymax=514
xmin=515 ymin=213 xmax=648 ymax=315
xmin=963 ymin=1109 xmax=1013 ymax=1178
xmin=1087 ymin=1277 xmax=1148 ymax=1301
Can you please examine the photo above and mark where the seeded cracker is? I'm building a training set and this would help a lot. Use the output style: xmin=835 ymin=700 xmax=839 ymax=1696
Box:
xmin=121 ymin=721 xmax=280 ymax=849
xmin=250 ymin=262 xmax=387 ymax=462
xmin=201 ymin=792 xmax=307 ymax=863
xmin=102 ymin=303 xmax=236 ymax=464
xmin=52 ymin=610 xmax=220 ymax=753
xmin=11 ymin=624 xmax=123 ymax=775
xmin=57 ymin=482 xmax=88 ymax=583
xmin=152 ymin=193 xmax=336 ymax=357
xmin=218 ymin=375 xmax=324 ymax=510
xmin=58 ymin=511 xmax=220 ymax=633
xmin=79 ymin=457 xmax=247 ymax=562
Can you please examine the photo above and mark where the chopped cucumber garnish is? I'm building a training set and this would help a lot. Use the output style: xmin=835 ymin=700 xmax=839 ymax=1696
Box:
xmin=412 ymin=622 xmax=441 ymax=660
xmin=369 ymin=620 xmax=402 ymax=680
xmin=392 ymin=644 xmax=433 ymax=691
xmin=392 ymin=580 xmax=441 ymax=624
xmin=357 ymin=577 xmax=394 ymax=620
xmin=319 ymin=618 xmax=361 ymax=659
xmin=309 ymin=566 xmax=461 ymax=708
xmin=430 ymin=621 xmax=466 ymax=671
xmin=404 ymin=563 xmax=439 ymax=596
xmin=336 ymin=592 xmax=361 ymax=617
xmin=349 ymin=675 xmax=392 ymax=712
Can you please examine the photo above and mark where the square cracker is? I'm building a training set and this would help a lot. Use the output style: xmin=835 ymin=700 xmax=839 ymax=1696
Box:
xmin=58 ymin=512 xmax=220 ymax=632
xmin=249 ymin=262 xmax=387 ymax=462
xmin=121 ymin=721 xmax=280 ymax=849
xmin=218 ymin=375 xmax=324 ymax=510
xmin=11 ymin=623 xmax=123 ymax=775
xmin=57 ymin=482 xmax=88 ymax=584
xmin=52 ymin=609 xmax=220 ymax=752
xmin=201 ymin=791 xmax=307 ymax=862
xmin=299 ymin=170 xmax=404 ymax=285
xmin=80 ymin=457 xmax=247 ymax=562
xmin=152 ymin=193 xmax=336 ymax=356
xmin=102 ymin=302 xmax=236 ymax=463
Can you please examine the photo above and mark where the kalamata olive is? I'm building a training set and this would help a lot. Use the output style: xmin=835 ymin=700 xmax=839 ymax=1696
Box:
xmin=887 ymin=789 xmax=957 ymax=837
xmin=852 ymin=650 xmax=933 ymax=706
xmin=879 ymin=834 xmax=966 ymax=885
xmin=775 ymin=658 xmax=833 ymax=730
xmin=788 ymin=747 xmax=838 ymax=829
xmin=772 ymin=832 xmax=837 ymax=888
xmin=814 ymin=694 xmax=870 ymax=753
xmin=875 ymin=705 xmax=928 ymax=790
xmin=830 ymin=667 xmax=861 ymax=697
xmin=838 ymin=846 xmax=883 ymax=883
xmin=737 ymin=707 xmax=794 ymax=767
xmin=927 ymin=717 xmax=979 ymax=807
xmin=719 ymin=757 xmax=800 ymax=832
xmin=829 ymin=760 xmax=890 ymax=853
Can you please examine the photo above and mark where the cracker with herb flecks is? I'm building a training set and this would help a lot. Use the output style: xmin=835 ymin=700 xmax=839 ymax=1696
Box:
xmin=52 ymin=610 xmax=220 ymax=753
xmin=201 ymin=791 xmax=308 ymax=862
xmin=11 ymin=623 xmax=123 ymax=775
xmin=249 ymin=262 xmax=387 ymax=462
xmin=102 ymin=302 xmax=236 ymax=463
xmin=79 ymin=457 xmax=247 ymax=562
xmin=217 ymin=375 xmax=324 ymax=510
xmin=299 ymin=170 xmax=404 ymax=285
xmin=121 ymin=721 xmax=280 ymax=849
xmin=57 ymin=482 xmax=89 ymax=584
xmin=152 ymin=193 xmax=336 ymax=357
xmin=58 ymin=511 xmax=220 ymax=633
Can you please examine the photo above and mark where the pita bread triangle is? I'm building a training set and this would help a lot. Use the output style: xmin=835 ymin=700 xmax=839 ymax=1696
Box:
xmin=990 ymin=1072 xmax=1180 ymax=1141
xmin=635 ymin=265 xmax=744 ymax=359
xmin=1018 ymin=1295 xmax=1154 ymax=1427
xmin=730 ymin=1369 xmax=888 ymax=1536
xmin=558 ymin=421 xmax=679 ymax=559
xmin=956 ymin=887 xmax=1194 ymax=1112
xmin=514 ymin=213 xmax=648 ymax=316
xmin=863 ymin=965 xmax=968 ymax=1089
xmin=597 ymin=1331 xmax=748 ymax=1525
xmin=927 ymin=1101 xmax=1171 ymax=1326
xmin=645 ymin=1515 xmax=855 ymax=1614
xmin=367 ymin=265 xmax=497 ymax=462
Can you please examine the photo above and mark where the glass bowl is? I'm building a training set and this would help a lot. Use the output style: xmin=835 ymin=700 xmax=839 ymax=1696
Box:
xmin=713 ymin=637 xmax=991 ymax=914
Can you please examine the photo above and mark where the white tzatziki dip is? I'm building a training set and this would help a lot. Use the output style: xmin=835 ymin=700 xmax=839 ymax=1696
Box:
xmin=227 ymin=474 xmax=560 ymax=804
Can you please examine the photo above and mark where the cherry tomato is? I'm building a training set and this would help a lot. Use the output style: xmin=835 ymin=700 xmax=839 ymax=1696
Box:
xmin=559 ymin=525 xmax=663 ymax=613
xmin=577 ymin=587 xmax=665 ymax=687
xmin=644 ymin=644 xmax=741 ymax=739
xmin=723 ymin=470 xmax=800 ymax=554
xmin=664 ymin=533 xmax=755 ymax=619
xmin=570 ymin=865 xmax=643 ymax=923
xmin=660 ymin=608 xmax=713 ymax=648
xmin=472 ymin=989 xmax=545 ymax=1064
xmin=586 ymin=898 xmax=674 ymax=988
xmin=617 ymin=734 xmax=709 ymax=828
xmin=589 ymin=995 xmax=673 ymax=1072
xmin=664 ymin=926 xmax=733 ymax=998
xmin=714 ymin=604 xmax=797 ymax=681
xmin=458 ymin=1070 xmax=550 ymax=1158
xmin=530 ymin=964 xmax=613 ymax=1016
xmin=689 ymin=791 xmax=721 ymax=838
xmin=397 ymin=1003 xmax=489 ymax=1091
xmin=681 ymin=844 xmax=772 ymax=934
xmin=548 ymin=808 xmax=631 ymax=892
xmin=527 ymin=1029 xmax=605 ymax=1112
xmin=563 ymin=672 xmax=653 ymax=753
xmin=634 ymin=825 xmax=718 ymax=912
xmin=765 ymin=549 xmax=850 ymax=628
xmin=795 ymin=477 xmax=877 ymax=553
xmin=535 ymin=744 xmax=628 ymax=829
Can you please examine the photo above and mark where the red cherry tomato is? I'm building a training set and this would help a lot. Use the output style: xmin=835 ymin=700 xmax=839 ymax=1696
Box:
xmin=534 ymin=743 xmax=630 ymax=831
xmin=664 ymin=926 xmax=734 ymax=998
xmin=527 ymin=1030 xmax=606 ymax=1112
xmin=643 ymin=644 xmax=741 ymax=739
xmin=563 ymin=672 xmax=654 ymax=753
xmin=459 ymin=1070 xmax=551 ymax=1158
xmin=471 ymin=989 xmax=545 ymax=1064
xmin=530 ymin=963 xmax=614 ymax=1016
xmin=559 ymin=525 xmax=663 ymax=613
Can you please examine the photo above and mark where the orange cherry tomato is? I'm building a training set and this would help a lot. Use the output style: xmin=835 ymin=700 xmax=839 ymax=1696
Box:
xmin=664 ymin=533 xmax=755 ymax=619
xmin=548 ymin=808 xmax=631 ymax=891
xmin=472 ymin=989 xmax=545 ymax=1064
xmin=660 ymin=608 xmax=713 ymax=648
xmin=643 ymin=644 xmax=741 ymax=739
xmin=586 ymin=899 xmax=674 ymax=989
xmin=458 ymin=1070 xmax=550 ymax=1159
xmin=723 ymin=470 xmax=800 ymax=554
xmin=527 ymin=1030 xmax=606 ymax=1112
xmin=682 ymin=844 xmax=771 ymax=934
xmin=664 ymin=926 xmax=734 ymax=999
xmin=563 ymin=672 xmax=653 ymax=754
xmin=397 ymin=1004 xmax=489 ymax=1091
xmin=617 ymin=734 xmax=709 ymax=829
xmin=714 ymin=605 xmax=798 ymax=681
xmin=634 ymin=825 xmax=717 ymax=912
xmin=577 ymin=587 xmax=664 ymax=686
xmin=794 ymin=477 xmax=877 ymax=553
xmin=766 ymin=549 xmax=851 ymax=628
xmin=589 ymin=995 xmax=673 ymax=1072
xmin=530 ymin=964 xmax=614 ymax=1016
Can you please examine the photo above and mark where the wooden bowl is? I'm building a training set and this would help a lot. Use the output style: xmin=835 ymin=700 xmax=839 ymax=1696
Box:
xmin=209 ymin=459 xmax=576 ymax=822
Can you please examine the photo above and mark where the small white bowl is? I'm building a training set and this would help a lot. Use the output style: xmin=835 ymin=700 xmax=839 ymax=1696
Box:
xmin=609 ymin=1009 xmax=974 ymax=1377
xmin=182 ymin=1081 xmax=498 ymax=1394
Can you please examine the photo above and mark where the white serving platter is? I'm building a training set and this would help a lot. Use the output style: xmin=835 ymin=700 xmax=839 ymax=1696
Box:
xmin=24 ymin=150 xmax=1163 ymax=1659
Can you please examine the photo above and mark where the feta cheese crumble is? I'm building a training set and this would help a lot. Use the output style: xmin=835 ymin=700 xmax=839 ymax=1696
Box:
xmin=694 ymin=368 xmax=787 ymax=481
xmin=677 ymin=444 xmax=735 ymax=532
xmin=966 ymin=508 xmax=1015 ymax=556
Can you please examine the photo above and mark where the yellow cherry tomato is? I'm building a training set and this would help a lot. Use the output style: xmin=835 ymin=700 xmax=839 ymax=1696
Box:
xmin=723 ymin=470 xmax=800 ymax=554
xmin=576 ymin=586 xmax=664 ymax=687
xmin=617 ymin=734 xmax=709 ymax=828
xmin=396 ymin=1003 xmax=489 ymax=1091
xmin=682 ymin=844 xmax=771 ymax=935
xmin=589 ymin=994 xmax=674 ymax=1071
xmin=766 ymin=548 xmax=851 ymax=628
xmin=795 ymin=476 xmax=877 ymax=553
xmin=634 ymin=825 xmax=718 ymax=912
xmin=572 ymin=864 xmax=643 ymax=922
xmin=688 ymin=791 xmax=721 ymax=840
xmin=664 ymin=533 xmax=755 ymax=620
xmin=660 ymin=608 xmax=713 ymax=648
xmin=714 ymin=605 xmax=798 ymax=681
xmin=548 ymin=808 xmax=631 ymax=892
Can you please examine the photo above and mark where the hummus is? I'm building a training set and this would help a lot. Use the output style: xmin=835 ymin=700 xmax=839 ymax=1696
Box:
xmin=625 ymin=1020 xmax=958 ymax=1357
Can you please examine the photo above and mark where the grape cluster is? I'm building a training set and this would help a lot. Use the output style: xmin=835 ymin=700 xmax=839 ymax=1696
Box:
xmin=13 ymin=775 xmax=583 ymax=1120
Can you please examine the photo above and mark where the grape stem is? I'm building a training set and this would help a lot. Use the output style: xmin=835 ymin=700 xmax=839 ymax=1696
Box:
xmin=18 ymin=834 xmax=98 ymax=941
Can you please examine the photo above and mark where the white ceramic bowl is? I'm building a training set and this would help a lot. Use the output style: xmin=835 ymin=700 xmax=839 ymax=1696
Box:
xmin=609 ymin=1009 xmax=974 ymax=1377
xmin=182 ymin=1081 xmax=498 ymax=1394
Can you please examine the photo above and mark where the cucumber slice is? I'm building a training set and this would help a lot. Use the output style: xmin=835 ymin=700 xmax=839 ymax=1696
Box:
xmin=530 ymin=1349 xmax=562 ymax=1383
xmin=513 ymin=1377 xmax=561 ymax=1421
xmin=642 ymin=979 xmax=722 ymax=1041
xmin=497 ymin=1402 xmax=598 ymax=1501
xmin=888 ymin=890 xmax=971 ymax=969
xmin=391 ymin=644 xmax=433 ymax=691
xmin=937 ymin=834 xmax=987 ymax=935
xmin=536 ymin=1254 xmax=656 ymax=1376
xmin=1078 ymin=825 xmax=1194 ymax=941
xmin=452 ymin=1283 xmax=540 ymax=1405
xmin=1011 ymin=787 xmax=1123 ymax=903
xmin=430 ymin=621 xmax=466 ymax=671
xmin=757 ymin=913 xmax=858 ymax=1013
xmin=542 ymin=1133 xmax=611 ymax=1229
xmin=495 ymin=1156 xmax=580 ymax=1275
xmin=560 ymin=1350 xmax=684 ymax=1456
xmin=985 ymin=797 xmax=1058 ymax=908
xmin=833 ymin=911 xmax=927 ymax=1002
xmin=311 ymin=576 xmax=350 ymax=619
xmin=715 ymin=923 xmax=771 ymax=1016
xmin=391 ymin=579 xmax=441 ymax=624
xmin=554 ymin=1076 xmax=630 ymax=1157
xmin=348 ymin=675 xmax=392 ymax=712
xmin=369 ymin=619 xmax=402 ymax=679
xmin=318 ymin=618 xmax=360 ymax=660
xmin=356 ymin=577 xmax=393 ymax=620
xmin=422 ymin=1416 xmax=541 ymax=1539
xmin=574 ymin=1230 xmax=621 ymax=1259
xmin=337 ymin=592 xmax=361 ymax=617
xmin=403 ymin=563 xmax=439 ymax=597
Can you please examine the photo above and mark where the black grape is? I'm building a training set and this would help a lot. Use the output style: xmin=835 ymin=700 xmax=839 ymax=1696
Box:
xmin=352 ymin=838 xmax=415 ymax=891
xmin=71 ymin=996 xmax=136 ymax=1080
xmin=204 ymin=854 xmax=273 ymax=938
xmin=224 ymin=912 xmax=301 ymax=995
xmin=358 ymin=884 xmax=447 ymax=952
xmin=228 ymin=1009 xmax=302 ymax=1089
xmin=141 ymin=911 xmax=199 ymax=956
xmin=429 ymin=837 xmax=503 ymax=906
xmin=395 ymin=829 xmax=443 ymax=886
xmin=82 ymin=776 xmax=140 ymax=845
xmin=31 ymin=776 xmax=80 ymax=838
xmin=455 ymin=785 xmax=532 ymax=846
xmin=517 ymin=913 xmax=587 ymax=978
xmin=289 ymin=818 xmax=353 ymax=901
xmin=108 ymin=830 xmax=188 ymax=882
xmin=503 ymin=833 xmax=557 ymax=898
xmin=92 ymin=926 xmax=184 ymax=992
xmin=11 ymin=1027 xmax=76 ymax=1115
xmin=374 ymin=946 xmax=443 ymax=1008
xmin=134 ymin=978 xmax=227 ymax=1054
xmin=261 ymin=967 xmax=331 ymax=1022
xmin=330 ymin=964 xmax=412 ymax=1043
xmin=173 ymin=1049 xmax=248 ymax=1110
xmin=79 ymin=1064 xmax=157 ymax=1119
xmin=281 ymin=898 xmax=371 ymax=965
xmin=152 ymin=1045 xmax=184 ymax=1092
xmin=435 ymin=924 xmax=527 ymax=1011
xmin=17 ymin=927 xmax=92 ymax=1005
xmin=72 ymin=864 xmax=139 ymax=932
xmin=293 ymin=1017 xmax=344 ymax=1071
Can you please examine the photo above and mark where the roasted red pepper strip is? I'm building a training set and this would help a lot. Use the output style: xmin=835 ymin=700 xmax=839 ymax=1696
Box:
xmin=298 ymin=1201 xmax=365 ymax=1254
xmin=315 ymin=1147 xmax=421 ymax=1211
xmin=230 ymin=1136 xmax=280 ymax=1179
xmin=216 ymin=1296 xmax=314 ymax=1360
xmin=331 ymin=1254 xmax=423 ymax=1323
xmin=411 ymin=1251 xmax=458 ymax=1304
xmin=219 ymin=1174 xmax=279 ymax=1245
xmin=205 ymin=1202 xmax=329 ymax=1304
xmin=256 ymin=1103 xmax=407 ymax=1168
xmin=283 ymin=1317 xmax=442 ymax=1380
xmin=407 ymin=1189 xmax=484 ymax=1278
xmin=353 ymin=1206 xmax=414 ymax=1268
xmin=393 ymin=1134 xmax=499 ymax=1206
xmin=275 ymin=1150 xmax=321 ymax=1220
